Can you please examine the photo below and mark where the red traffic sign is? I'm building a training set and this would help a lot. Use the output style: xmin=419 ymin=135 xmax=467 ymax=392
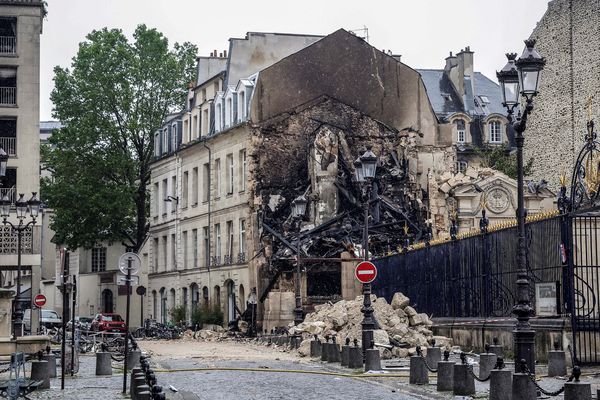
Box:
xmin=355 ymin=261 xmax=377 ymax=284
xmin=33 ymin=294 xmax=46 ymax=308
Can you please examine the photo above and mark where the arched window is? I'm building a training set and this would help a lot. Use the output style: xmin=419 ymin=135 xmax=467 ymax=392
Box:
xmin=159 ymin=288 xmax=167 ymax=324
xmin=455 ymin=119 xmax=466 ymax=143
xmin=239 ymin=284 xmax=245 ymax=313
xmin=489 ymin=121 xmax=502 ymax=143
xmin=191 ymin=283 xmax=199 ymax=309
xmin=202 ymin=286 xmax=209 ymax=307
xmin=213 ymin=285 xmax=221 ymax=310
xmin=152 ymin=290 xmax=157 ymax=320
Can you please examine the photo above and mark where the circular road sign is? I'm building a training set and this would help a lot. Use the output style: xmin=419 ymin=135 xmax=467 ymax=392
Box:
xmin=136 ymin=286 xmax=146 ymax=296
xmin=119 ymin=252 xmax=141 ymax=276
xmin=355 ymin=261 xmax=378 ymax=284
xmin=33 ymin=294 xmax=46 ymax=308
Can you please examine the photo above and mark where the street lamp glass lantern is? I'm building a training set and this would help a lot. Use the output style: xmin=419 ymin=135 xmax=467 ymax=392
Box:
xmin=15 ymin=194 xmax=27 ymax=219
xmin=497 ymin=53 xmax=520 ymax=108
xmin=515 ymin=39 xmax=545 ymax=100
xmin=0 ymin=147 xmax=7 ymax=178
xmin=0 ymin=194 xmax=9 ymax=218
xmin=28 ymin=192 xmax=40 ymax=219
xmin=354 ymin=158 xmax=365 ymax=183
xmin=292 ymin=195 xmax=308 ymax=218
xmin=360 ymin=148 xmax=378 ymax=180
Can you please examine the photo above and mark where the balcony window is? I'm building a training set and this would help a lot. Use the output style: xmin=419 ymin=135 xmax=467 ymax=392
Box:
xmin=0 ymin=67 xmax=16 ymax=106
xmin=0 ymin=18 xmax=16 ymax=55
xmin=91 ymin=247 xmax=107 ymax=272
xmin=0 ymin=118 xmax=15 ymax=156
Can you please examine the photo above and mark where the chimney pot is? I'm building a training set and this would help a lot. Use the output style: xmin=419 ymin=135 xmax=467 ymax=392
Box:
xmin=224 ymin=50 xmax=227 ymax=58
xmin=214 ymin=49 xmax=217 ymax=57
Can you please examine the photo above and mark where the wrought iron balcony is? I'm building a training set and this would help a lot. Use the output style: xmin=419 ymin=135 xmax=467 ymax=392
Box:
xmin=210 ymin=255 xmax=221 ymax=267
xmin=0 ymin=186 xmax=15 ymax=204
xmin=0 ymin=137 xmax=15 ymax=155
xmin=0 ymin=36 xmax=15 ymax=55
xmin=237 ymin=252 xmax=246 ymax=264
xmin=0 ymin=87 xmax=16 ymax=106
xmin=223 ymin=254 xmax=232 ymax=265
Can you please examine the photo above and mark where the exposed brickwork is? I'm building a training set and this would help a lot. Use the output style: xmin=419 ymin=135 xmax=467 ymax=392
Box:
xmin=526 ymin=0 xmax=600 ymax=191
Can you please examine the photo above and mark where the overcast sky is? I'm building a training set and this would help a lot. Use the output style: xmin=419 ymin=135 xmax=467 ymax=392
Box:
xmin=39 ymin=0 xmax=551 ymax=121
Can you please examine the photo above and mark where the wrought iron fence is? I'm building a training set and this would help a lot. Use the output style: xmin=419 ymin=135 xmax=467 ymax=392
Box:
xmin=372 ymin=215 xmax=564 ymax=318
xmin=0 ymin=87 xmax=15 ymax=105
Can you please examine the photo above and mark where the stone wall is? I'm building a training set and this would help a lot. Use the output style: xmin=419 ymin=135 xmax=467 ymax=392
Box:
xmin=526 ymin=0 xmax=600 ymax=191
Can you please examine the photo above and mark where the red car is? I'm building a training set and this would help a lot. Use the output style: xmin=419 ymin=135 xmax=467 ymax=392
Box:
xmin=91 ymin=313 xmax=126 ymax=333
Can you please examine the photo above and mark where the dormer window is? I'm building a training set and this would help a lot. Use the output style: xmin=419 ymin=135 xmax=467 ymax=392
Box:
xmin=455 ymin=119 xmax=466 ymax=143
xmin=489 ymin=121 xmax=502 ymax=143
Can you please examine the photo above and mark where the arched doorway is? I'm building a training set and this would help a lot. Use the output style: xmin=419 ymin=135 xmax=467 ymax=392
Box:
xmin=190 ymin=283 xmax=199 ymax=310
xmin=159 ymin=288 xmax=167 ymax=324
xmin=182 ymin=287 xmax=188 ymax=322
xmin=152 ymin=290 xmax=157 ymax=320
xmin=213 ymin=285 xmax=221 ymax=310
xmin=169 ymin=288 xmax=176 ymax=321
xmin=202 ymin=286 xmax=209 ymax=308
xmin=101 ymin=289 xmax=113 ymax=313
xmin=239 ymin=284 xmax=245 ymax=313
xmin=226 ymin=280 xmax=236 ymax=322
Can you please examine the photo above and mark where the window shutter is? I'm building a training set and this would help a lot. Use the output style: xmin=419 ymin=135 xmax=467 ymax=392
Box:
xmin=167 ymin=125 xmax=172 ymax=153
xmin=177 ymin=120 xmax=183 ymax=146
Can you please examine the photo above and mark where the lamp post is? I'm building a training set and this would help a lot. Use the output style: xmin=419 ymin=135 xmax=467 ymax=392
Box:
xmin=0 ymin=192 xmax=40 ymax=337
xmin=291 ymin=194 xmax=307 ymax=326
xmin=497 ymin=39 xmax=545 ymax=374
xmin=354 ymin=146 xmax=378 ymax=361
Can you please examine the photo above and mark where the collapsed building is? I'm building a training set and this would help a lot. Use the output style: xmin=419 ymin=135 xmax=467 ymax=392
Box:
xmin=142 ymin=28 xmax=553 ymax=331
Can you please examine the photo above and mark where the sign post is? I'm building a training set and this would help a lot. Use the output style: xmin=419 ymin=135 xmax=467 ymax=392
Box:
xmin=32 ymin=294 xmax=46 ymax=308
xmin=136 ymin=286 xmax=146 ymax=328
xmin=355 ymin=261 xmax=378 ymax=284
xmin=119 ymin=252 xmax=140 ymax=395
xmin=355 ymin=261 xmax=377 ymax=365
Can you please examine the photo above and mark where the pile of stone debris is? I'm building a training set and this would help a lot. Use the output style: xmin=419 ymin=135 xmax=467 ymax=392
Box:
xmin=180 ymin=324 xmax=229 ymax=342
xmin=291 ymin=292 xmax=452 ymax=359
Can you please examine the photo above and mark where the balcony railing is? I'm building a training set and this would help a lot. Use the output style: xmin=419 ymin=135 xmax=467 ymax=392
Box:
xmin=0 ymin=36 xmax=15 ymax=54
xmin=0 ymin=87 xmax=15 ymax=106
xmin=0 ymin=186 xmax=15 ymax=204
xmin=223 ymin=254 xmax=232 ymax=265
xmin=0 ymin=136 xmax=15 ymax=155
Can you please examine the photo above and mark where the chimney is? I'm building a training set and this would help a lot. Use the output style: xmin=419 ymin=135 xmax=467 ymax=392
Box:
xmin=214 ymin=49 xmax=217 ymax=57
xmin=223 ymin=49 xmax=227 ymax=58
xmin=444 ymin=51 xmax=461 ymax=95
xmin=456 ymin=46 xmax=475 ymax=106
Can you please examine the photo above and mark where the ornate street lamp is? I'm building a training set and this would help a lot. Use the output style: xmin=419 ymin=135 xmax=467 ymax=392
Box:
xmin=2 ymin=192 xmax=40 ymax=337
xmin=355 ymin=147 xmax=378 ymax=362
xmin=292 ymin=194 xmax=308 ymax=326
xmin=497 ymin=39 xmax=545 ymax=383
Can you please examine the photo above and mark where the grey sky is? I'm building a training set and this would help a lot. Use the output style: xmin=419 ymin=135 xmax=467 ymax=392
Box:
xmin=40 ymin=0 xmax=551 ymax=121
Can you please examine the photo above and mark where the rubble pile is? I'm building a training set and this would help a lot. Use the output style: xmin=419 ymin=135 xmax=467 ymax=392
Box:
xmin=291 ymin=292 xmax=451 ymax=358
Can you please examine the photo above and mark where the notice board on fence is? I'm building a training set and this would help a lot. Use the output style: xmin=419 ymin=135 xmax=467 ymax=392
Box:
xmin=535 ymin=282 xmax=558 ymax=316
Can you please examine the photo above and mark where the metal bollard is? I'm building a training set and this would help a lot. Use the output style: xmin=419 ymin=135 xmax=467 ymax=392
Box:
xmin=548 ymin=341 xmax=567 ymax=377
xmin=328 ymin=336 xmax=341 ymax=363
xmin=321 ymin=336 xmax=330 ymax=361
xmin=127 ymin=349 xmax=142 ymax=370
xmin=564 ymin=366 xmax=591 ymax=400
xmin=426 ymin=339 xmax=441 ymax=370
xmin=341 ymin=338 xmax=350 ymax=367
xmin=310 ymin=335 xmax=322 ymax=358
xmin=453 ymin=353 xmax=475 ymax=396
xmin=95 ymin=352 xmax=112 ymax=376
xmin=479 ymin=344 xmax=497 ymax=380
xmin=137 ymin=384 xmax=151 ymax=400
xmin=489 ymin=337 xmax=504 ymax=358
xmin=41 ymin=353 xmax=57 ymax=378
xmin=437 ymin=350 xmax=453 ymax=391
xmin=30 ymin=360 xmax=50 ymax=389
xmin=489 ymin=357 xmax=511 ymax=400
xmin=409 ymin=352 xmax=429 ymax=385
xmin=130 ymin=367 xmax=141 ymax=399
xmin=365 ymin=344 xmax=381 ymax=372
xmin=348 ymin=339 xmax=363 ymax=369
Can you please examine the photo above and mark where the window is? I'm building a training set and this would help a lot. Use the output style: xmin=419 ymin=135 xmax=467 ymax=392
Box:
xmin=162 ymin=128 xmax=168 ymax=154
xmin=215 ymin=158 xmax=221 ymax=197
xmin=171 ymin=233 xmax=176 ymax=270
xmin=171 ymin=176 xmax=177 ymax=213
xmin=215 ymin=223 xmax=221 ymax=259
xmin=203 ymin=226 xmax=210 ymax=268
xmin=239 ymin=91 xmax=245 ymax=121
xmin=226 ymin=98 xmax=232 ymax=127
xmin=202 ymin=89 xmax=207 ymax=102
xmin=192 ymin=115 xmax=198 ymax=139
xmin=216 ymin=104 xmax=222 ymax=132
xmin=192 ymin=229 xmax=198 ymax=269
xmin=162 ymin=236 xmax=168 ymax=270
xmin=226 ymin=220 xmax=233 ymax=259
xmin=0 ymin=18 xmax=17 ymax=55
xmin=203 ymin=163 xmax=210 ymax=202
xmin=154 ymin=132 xmax=160 ymax=157
xmin=239 ymin=149 xmax=247 ymax=191
xmin=91 ymin=247 xmax=107 ymax=272
xmin=239 ymin=219 xmax=246 ymax=256
xmin=226 ymin=154 xmax=234 ymax=195
xmin=202 ymin=109 xmax=209 ymax=135
xmin=0 ymin=67 xmax=16 ymax=106
xmin=162 ymin=179 xmax=168 ymax=215
xmin=153 ymin=182 xmax=159 ymax=217
xmin=182 ymin=231 xmax=188 ymax=269
xmin=183 ymin=120 xmax=189 ymax=143
xmin=182 ymin=171 xmax=189 ymax=208
xmin=456 ymin=161 xmax=468 ymax=174
xmin=455 ymin=119 xmax=466 ymax=143
xmin=171 ymin=123 xmax=177 ymax=150
xmin=489 ymin=121 xmax=502 ymax=143
xmin=153 ymin=238 xmax=159 ymax=273
xmin=192 ymin=167 xmax=199 ymax=205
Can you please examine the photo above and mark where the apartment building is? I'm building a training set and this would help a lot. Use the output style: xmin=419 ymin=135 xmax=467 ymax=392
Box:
xmin=0 ymin=0 xmax=44 ymax=332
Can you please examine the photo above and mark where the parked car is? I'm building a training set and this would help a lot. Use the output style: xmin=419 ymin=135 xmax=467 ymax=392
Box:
xmin=23 ymin=308 xmax=62 ymax=332
xmin=91 ymin=313 xmax=126 ymax=333
xmin=67 ymin=316 xmax=94 ymax=331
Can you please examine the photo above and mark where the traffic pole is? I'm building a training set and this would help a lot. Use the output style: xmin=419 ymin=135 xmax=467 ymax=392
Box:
xmin=61 ymin=251 xmax=69 ymax=391
xmin=70 ymin=275 xmax=76 ymax=376
xmin=122 ymin=257 xmax=132 ymax=394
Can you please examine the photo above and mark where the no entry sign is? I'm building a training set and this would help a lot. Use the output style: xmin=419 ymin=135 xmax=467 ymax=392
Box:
xmin=355 ymin=261 xmax=377 ymax=284
xmin=33 ymin=294 xmax=46 ymax=308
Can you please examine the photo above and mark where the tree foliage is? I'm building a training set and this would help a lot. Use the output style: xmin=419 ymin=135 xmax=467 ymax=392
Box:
xmin=477 ymin=144 xmax=534 ymax=180
xmin=42 ymin=25 xmax=197 ymax=251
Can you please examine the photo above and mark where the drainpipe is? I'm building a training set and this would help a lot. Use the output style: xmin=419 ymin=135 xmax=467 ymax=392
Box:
xmin=203 ymin=141 xmax=212 ymax=305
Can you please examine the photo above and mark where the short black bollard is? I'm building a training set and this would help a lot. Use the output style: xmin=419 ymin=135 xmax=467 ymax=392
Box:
xmin=341 ymin=338 xmax=350 ymax=367
xmin=548 ymin=341 xmax=567 ymax=377
xmin=328 ymin=336 xmax=341 ymax=363
xmin=348 ymin=339 xmax=363 ymax=369
xmin=30 ymin=360 xmax=50 ymax=389
xmin=127 ymin=348 xmax=142 ymax=370
xmin=489 ymin=357 xmax=511 ymax=400
xmin=479 ymin=344 xmax=497 ymax=380
xmin=426 ymin=339 xmax=441 ymax=370
xmin=137 ymin=384 xmax=151 ymax=400
xmin=41 ymin=353 xmax=57 ymax=378
xmin=437 ymin=350 xmax=453 ymax=391
xmin=365 ymin=344 xmax=381 ymax=372
xmin=321 ymin=336 xmax=330 ymax=362
xmin=310 ymin=335 xmax=322 ymax=358
xmin=489 ymin=337 xmax=504 ymax=358
xmin=95 ymin=352 xmax=112 ymax=376
xmin=564 ymin=366 xmax=591 ymax=400
xmin=511 ymin=360 xmax=536 ymax=400
xmin=409 ymin=347 xmax=428 ymax=385
xmin=130 ymin=367 xmax=141 ymax=399
xmin=453 ymin=353 xmax=475 ymax=396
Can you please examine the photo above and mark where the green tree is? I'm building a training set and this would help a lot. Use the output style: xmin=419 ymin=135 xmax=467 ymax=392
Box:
xmin=42 ymin=25 xmax=197 ymax=251
xmin=478 ymin=144 xmax=534 ymax=180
